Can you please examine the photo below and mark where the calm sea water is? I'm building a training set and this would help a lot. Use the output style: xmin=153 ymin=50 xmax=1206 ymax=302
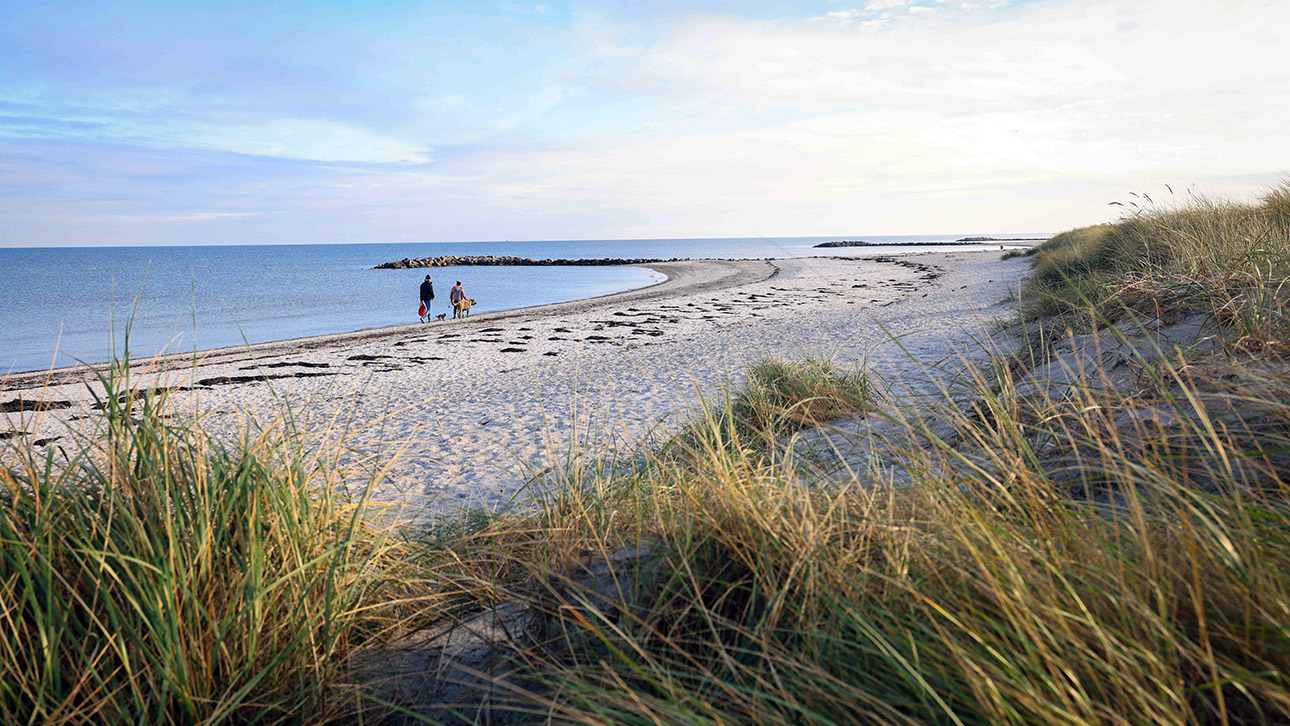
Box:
xmin=0 ymin=235 xmax=1042 ymax=373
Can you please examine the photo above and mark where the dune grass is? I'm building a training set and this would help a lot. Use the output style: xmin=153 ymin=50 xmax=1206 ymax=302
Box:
xmin=1023 ymin=185 xmax=1290 ymax=351
xmin=409 ymin=186 xmax=1290 ymax=725
xmin=425 ymin=350 xmax=1290 ymax=725
xmin=662 ymin=357 xmax=874 ymax=461
xmin=0 ymin=359 xmax=445 ymax=724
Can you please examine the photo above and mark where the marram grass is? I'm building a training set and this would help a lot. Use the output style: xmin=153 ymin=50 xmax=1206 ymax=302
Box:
xmin=0 ymin=359 xmax=444 ymax=724
xmin=416 ymin=186 xmax=1290 ymax=725
xmin=663 ymin=356 xmax=874 ymax=463
xmin=1023 ymin=183 xmax=1290 ymax=351
xmin=448 ymin=352 xmax=1290 ymax=725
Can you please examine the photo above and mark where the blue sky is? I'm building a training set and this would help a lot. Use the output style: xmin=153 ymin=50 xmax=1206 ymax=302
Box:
xmin=1 ymin=0 xmax=1286 ymax=246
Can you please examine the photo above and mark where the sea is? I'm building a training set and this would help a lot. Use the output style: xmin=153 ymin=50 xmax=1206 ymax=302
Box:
xmin=0 ymin=235 xmax=1043 ymax=374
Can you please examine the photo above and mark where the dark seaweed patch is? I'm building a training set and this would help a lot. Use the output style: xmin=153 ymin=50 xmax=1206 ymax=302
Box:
xmin=197 ymin=372 xmax=333 ymax=387
xmin=2 ymin=398 xmax=72 ymax=413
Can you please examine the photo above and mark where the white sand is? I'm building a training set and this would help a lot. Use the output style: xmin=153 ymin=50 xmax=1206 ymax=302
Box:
xmin=2 ymin=251 xmax=1030 ymax=518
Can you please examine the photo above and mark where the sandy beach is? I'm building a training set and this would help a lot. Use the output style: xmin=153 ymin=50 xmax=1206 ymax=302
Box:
xmin=2 ymin=250 xmax=1030 ymax=517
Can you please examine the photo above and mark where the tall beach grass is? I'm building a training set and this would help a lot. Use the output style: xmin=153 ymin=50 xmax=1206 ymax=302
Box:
xmin=1023 ymin=184 xmax=1290 ymax=351
xmin=412 ymin=185 xmax=1290 ymax=724
xmin=0 ymin=359 xmax=444 ymax=724
xmin=424 ymin=353 xmax=1289 ymax=725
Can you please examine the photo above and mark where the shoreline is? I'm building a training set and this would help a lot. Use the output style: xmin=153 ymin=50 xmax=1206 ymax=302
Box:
xmin=3 ymin=249 xmax=1030 ymax=516
xmin=2 ymin=246 xmax=1026 ymax=387
xmin=1 ymin=259 xmax=772 ymax=391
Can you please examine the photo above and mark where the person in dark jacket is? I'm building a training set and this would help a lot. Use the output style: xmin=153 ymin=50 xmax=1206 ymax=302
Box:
xmin=419 ymin=275 xmax=435 ymax=322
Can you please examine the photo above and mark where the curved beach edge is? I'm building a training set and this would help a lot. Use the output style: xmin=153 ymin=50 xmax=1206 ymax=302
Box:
xmin=1 ymin=259 xmax=775 ymax=391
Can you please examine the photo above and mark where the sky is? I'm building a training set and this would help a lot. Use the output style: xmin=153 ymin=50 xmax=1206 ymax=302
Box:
xmin=1 ymin=0 xmax=1287 ymax=247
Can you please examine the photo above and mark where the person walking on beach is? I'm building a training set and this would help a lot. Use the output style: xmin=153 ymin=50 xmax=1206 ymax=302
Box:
xmin=449 ymin=280 xmax=466 ymax=318
xmin=419 ymin=275 xmax=435 ymax=322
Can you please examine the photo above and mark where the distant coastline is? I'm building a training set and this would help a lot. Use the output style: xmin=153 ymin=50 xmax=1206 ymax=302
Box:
xmin=375 ymin=254 xmax=687 ymax=269
xmin=814 ymin=236 xmax=1047 ymax=248
xmin=379 ymin=237 xmax=1051 ymax=267
xmin=2 ymin=235 xmax=1047 ymax=374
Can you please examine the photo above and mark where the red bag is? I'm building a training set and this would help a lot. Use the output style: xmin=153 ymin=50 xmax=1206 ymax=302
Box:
xmin=418 ymin=301 xmax=427 ymax=317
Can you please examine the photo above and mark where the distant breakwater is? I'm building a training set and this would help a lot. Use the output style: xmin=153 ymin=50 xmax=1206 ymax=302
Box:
xmin=374 ymin=255 xmax=689 ymax=269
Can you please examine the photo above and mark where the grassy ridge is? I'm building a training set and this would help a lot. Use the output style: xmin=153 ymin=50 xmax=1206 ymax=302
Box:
xmin=440 ymin=357 xmax=1290 ymax=725
xmin=1024 ymin=186 xmax=1290 ymax=349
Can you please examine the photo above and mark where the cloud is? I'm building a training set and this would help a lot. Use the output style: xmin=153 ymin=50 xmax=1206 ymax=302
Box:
xmin=2 ymin=0 xmax=1288 ymax=246
xmin=447 ymin=0 xmax=1290 ymax=234
xmin=864 ymin=0 xmax=914 ymax=10
xmin=69 ymin=211 xmax=262 ymax=224
xmin=190 ymin=120 xmax=430 ymax=164
xmin=820 ymin=0 xmax=1010 ymax=22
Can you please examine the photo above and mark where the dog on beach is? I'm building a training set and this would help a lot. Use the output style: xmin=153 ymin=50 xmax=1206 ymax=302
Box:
xmin=453 ymin=298 xmax=476 ymax=319
xmin=435 ymin=313 xmax=446 ymax=321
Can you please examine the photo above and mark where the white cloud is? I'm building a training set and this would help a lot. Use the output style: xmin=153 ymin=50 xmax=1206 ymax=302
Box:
xmin=71 ymin=212 xmax=261 ymax=224
xmin=455 ymin=0 xmax=1290 ymax=234
xmin=192 ymin=120 xmax=429 ymax=164
xmin=195 ymin=0 xmax=1290 ymax=235
xmin=864 ymin=0 xmax=913 ymax=10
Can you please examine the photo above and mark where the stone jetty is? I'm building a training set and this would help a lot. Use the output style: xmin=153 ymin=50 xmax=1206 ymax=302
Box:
xmin=374 ymin=255 xmax=687 ymax=269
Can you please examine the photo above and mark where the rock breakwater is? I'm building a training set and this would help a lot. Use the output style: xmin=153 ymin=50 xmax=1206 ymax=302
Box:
xmin=375 ymin=255 xmax=688 ymax=269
